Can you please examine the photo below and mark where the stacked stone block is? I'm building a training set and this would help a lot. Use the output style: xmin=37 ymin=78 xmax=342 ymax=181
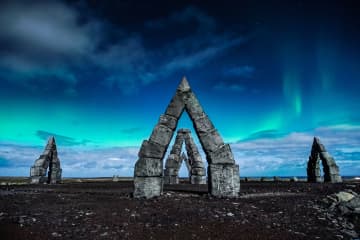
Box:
xmin=307 ymin=137 xmax=342 ymax=183
xmin=134 ymin=77 xmax=240 ymax=198
xmin=30 ymin=136 xmax=62 ymax=184
xmin=164 ymin=129 xmax=206 ymax=184
xmin=183 ymin=130 xmax=206 ymax=184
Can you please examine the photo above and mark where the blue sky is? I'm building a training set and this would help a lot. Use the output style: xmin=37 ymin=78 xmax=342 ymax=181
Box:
xmin=0 ymin=0 xmax=359 ymax=177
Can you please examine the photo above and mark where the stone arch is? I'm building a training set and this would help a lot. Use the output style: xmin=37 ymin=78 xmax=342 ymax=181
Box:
xmin=307 ymin=137 xmax=342 ymax=183
xmin=30 ymin=136 xmax=62 ymax=184
xmin=134 ymin=77 xmax=240 ymax=198
xmin=164 ymin=129 xmax=206 ymax=184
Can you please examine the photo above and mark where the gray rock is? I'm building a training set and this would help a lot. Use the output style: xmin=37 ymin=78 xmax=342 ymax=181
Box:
xmin=138 ymin=140 xmax=166 ymax=159
xmin=159 ymin=114 xmax=178 ymax=131
xmin=192 ymin=113 xmax=215 ymax=134
xmin=336 ymin=192 xmax=355 ymax=202
xmin=208 ymin=164 xmax=240 ymax=198
xmin=191 ymin=168 xmax=206 ymax=176
xmin=134 ymin=158 xmax=163 ymax=177
xmin=164 ymin=128 xmax=206 ymax=184
xmin=133 ymin=177 xmax=162 ymax=199
xmin=29 ymin=136 xmax=62 ymax=184
xmin=207 ymin=144 xmax=235 ymax=164
xmin=165 ymin=154 xmax=181 ymax=169
xmin=290 ymin=176 xmax=298 ymax=182
xmin=184 ymin=92 xmax=205 ymax=121
xmin=307 ymin=137 xmax=342 ymax=183
xmin=198 ymin=129 xmax=224 ymax=154
xmin=133 ymin=77 xmax=240 ymax=198
xmin=149 ymin=124 xmax=174 ymax=147
xmin=164 ymin=175 xmax=179 ymax=184
xmin=165 ymin=93 xmax=185 ymax=118
xmin=346 ymin=196 xmax=360 ymax=209
xmin=191 ymin=175 xmax=206 ymax=184
xmin=164 ymin=168 xmax=179 ymax=176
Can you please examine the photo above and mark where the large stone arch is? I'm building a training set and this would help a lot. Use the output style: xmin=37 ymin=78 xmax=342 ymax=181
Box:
xmin=30 ymin=136 xmax=62 ymax=184
xmin=164 ymin=129 xmax=206 ymax=184
xmin=134 ymin=77 xmax=240 ymax=198
xmin=307 ymin=137 xmax=342 ymax=183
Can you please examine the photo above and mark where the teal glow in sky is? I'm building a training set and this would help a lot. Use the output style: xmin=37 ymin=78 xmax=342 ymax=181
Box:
xmin=0 ymin=0 xmax=360 ymax=177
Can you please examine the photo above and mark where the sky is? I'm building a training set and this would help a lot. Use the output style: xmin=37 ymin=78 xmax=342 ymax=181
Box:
xmin=0 ymin=0 xmax=359 ymax=177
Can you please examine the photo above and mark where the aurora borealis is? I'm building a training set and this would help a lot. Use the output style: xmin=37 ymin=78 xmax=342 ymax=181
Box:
xmin=1 ymin=0 xmax=359 ymax=177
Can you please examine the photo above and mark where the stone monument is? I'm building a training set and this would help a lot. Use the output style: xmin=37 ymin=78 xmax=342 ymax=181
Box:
xmin=164 ymin=129 xmax=206 ymax=184
xmin=134 ymin=77 xmax=240 ymax=198
xmin=307 ymin=137 xmax=342 ymax=183
xmin=30 ymin=136 xmax=62 ymax=184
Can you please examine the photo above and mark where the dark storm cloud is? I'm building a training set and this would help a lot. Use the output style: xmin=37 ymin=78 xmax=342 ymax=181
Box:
xmin=0 ymin=1 xmax=250 ymax=95
xmin=36 ymin=130 xmax=91 ymax=146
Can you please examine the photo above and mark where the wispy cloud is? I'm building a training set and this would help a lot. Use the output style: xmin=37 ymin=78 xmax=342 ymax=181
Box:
xmin=2 ymin=125 xmax=359 ymax=177
xmin=223 ymin=65 xmax=255 ymax=78
xmin=0 ymin=0 xmax=97 ymax=95
xmin=0 ymin=2 xmax=249 ymax=95
xmin=0 ymin=143 xmax=138 ymax=177
xmin=231 ymin=126 xmax=360 ymax=176
xmin=36 ymin=130 xmax=91 ymax=146
xmin=213 ymin=82 xmax=245 ymax=92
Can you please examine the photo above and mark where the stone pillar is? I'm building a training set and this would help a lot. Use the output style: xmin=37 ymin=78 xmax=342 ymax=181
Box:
xmin=164 ymin=154 xmax=181 ymax=184
xmin=133 ymin=77 xmax=240 ymax=198
xmin=30 ymin=137 xmax=62 ymax=184
xmin=307 ymin=137 xmax=342 ymax=183
xmin=163 ymin=129 xmax=185 ymax=184
xmin=184 ymin=91 xmax=240 ymax=197
xmin=134 ymin=114 xmax=177 ymax=198
xmin=183 ymin=131 xmax=206 ymax=184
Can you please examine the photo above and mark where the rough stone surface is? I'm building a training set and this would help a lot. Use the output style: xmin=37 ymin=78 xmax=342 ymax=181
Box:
xmin=164 ymin=168 xmax=179 ymax=176
xmin=149 ymin=125 xmax=174 ymax=147
xmin=336 ymin=191 xmax=355 ymax=202
xmin=164 ymin=129 xmax=206 ymax=185
xmin=207 ymin=144 xmax=235 ymax=164
xmin=190 ymin=175 xmax=206 ymax=184
xmin=191 ymin=168 xmax=206 ymax=176
xmin=134 ymin=77 xmax=240 ymax=198
xmin=29 ymin=136 xmax=62 ymax=184
xmin=134 ymin=157 xmax=162 ymax=177
xmin=159 ymin=114 xmax=178 ymax=131
xmin=208 ymin=164 xmax=240 ymax=198
xmin=133 ymin=177 xmax=162 ymax=199
xmin=165 ymin=93 xmax=185 ymax=118
xmin=182 ymin=153 xmax=191 ymax=173
xmin=138 ymin=140 xmax=166 ymax=159
xmin=164 ymin=175 xmax=179 ymax=184
xmin=198 ymin=129 xmax=224 ymax=154
xmin=184 ymin=92 xmax=204 ymax=121
xmin=164 ymin=154 xmax=181 ymax=169
xmin=307 ymin=137 xmax=342 ymax=183
xmin=192 ymin=114 xmax=214 ymax=134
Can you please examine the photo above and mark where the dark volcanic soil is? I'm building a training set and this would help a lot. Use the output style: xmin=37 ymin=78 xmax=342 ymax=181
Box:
xmin=0 ymin=181 xmax=359 ymax=240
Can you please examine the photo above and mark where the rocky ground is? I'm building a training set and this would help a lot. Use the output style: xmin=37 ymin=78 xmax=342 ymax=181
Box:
xmin=0 ymin=181 xmax=359 ymax=240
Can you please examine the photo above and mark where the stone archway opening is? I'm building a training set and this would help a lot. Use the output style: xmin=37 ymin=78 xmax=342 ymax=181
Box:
xmin=30 ymin=136 xmax=62 ymax=184
xmin=134 ymin=77 xmax=240 ymax=198
xmin=306 ymin=137 xmax=342 ymax=183
xmin=164 ymin=128 xmax=206 ymax=185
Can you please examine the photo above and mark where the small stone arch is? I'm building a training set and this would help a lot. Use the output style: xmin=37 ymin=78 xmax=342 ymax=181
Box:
xmin=164 ymin=129 xmax=206 ymax=184
xmin=307 ymin=137 xmax=342 ymax=183
xmin=30 ymin=136 xmax=62 ymax=184
xmin=134 ymin=77 xmax=240 ymax=198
